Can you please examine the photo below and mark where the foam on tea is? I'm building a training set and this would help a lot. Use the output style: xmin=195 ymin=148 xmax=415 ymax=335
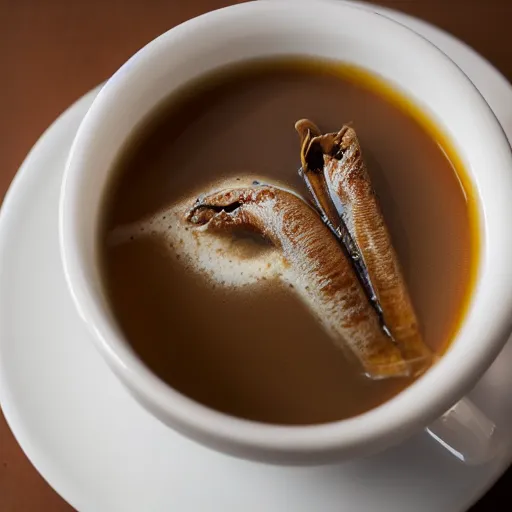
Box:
xmin=108 ymin=176 xmax=289 ymax=288
xmin=100 ymin=58 xmax=477 ymax=425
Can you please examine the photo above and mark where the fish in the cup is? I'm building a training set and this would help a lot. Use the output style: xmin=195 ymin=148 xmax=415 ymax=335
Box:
xmin=186 ymin=184 xmax=409 ymax=379
xmin=296 ymin=119 xmax=432 ymax=375
xmin=185 ymin=121 xmax=432 ymax=380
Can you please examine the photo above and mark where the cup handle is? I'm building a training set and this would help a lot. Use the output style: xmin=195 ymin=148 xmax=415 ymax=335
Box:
xmin=425 ymin=397 xmax=504 ymax=465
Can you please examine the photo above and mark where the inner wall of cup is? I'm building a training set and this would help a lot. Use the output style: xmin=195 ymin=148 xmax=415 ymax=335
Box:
xmin=67 ymin=3 xmax=512 ymax=434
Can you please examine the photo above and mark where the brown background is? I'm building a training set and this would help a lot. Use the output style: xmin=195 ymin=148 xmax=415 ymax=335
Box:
xmin=0 ymin=0 xmax=510 ymax=510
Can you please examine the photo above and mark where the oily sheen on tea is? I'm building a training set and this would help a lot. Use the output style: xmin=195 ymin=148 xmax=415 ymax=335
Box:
xmin=100 ymin=58 xmax=477 ymax=425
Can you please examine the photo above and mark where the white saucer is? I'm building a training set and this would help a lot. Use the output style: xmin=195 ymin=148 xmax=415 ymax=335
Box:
xmin=1 ymin=4 xmax=512 ymax=511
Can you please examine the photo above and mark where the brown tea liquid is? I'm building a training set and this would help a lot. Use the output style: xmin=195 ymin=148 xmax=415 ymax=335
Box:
xmin=101 ymin=58 xmax=478 ymax=425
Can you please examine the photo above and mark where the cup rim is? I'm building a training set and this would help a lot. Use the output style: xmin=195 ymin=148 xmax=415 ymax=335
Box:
xmin=60 ymin=0 xmax=512 ymax=459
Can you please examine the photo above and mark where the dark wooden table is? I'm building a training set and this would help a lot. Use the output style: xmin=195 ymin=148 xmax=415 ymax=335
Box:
xmin=0 ymin=0 xmax=510 ymax=509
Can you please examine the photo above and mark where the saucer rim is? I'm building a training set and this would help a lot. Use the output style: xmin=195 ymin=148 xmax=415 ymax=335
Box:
xmin=0 ymin=86 xmax=102 ymax=512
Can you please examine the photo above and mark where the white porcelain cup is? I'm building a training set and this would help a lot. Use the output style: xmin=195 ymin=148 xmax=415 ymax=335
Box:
xmin=59 ymin=0 xmax=512 ymax=465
